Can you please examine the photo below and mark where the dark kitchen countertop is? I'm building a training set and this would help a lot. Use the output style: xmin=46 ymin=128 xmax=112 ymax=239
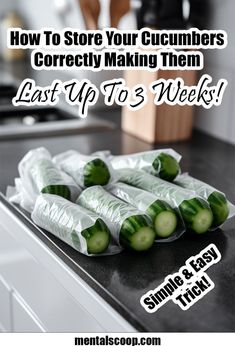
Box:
xmin=0 ymin=127 xmax=235 ymax=332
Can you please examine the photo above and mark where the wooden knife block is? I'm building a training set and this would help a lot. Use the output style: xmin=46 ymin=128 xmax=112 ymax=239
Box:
xmin=122 ymin=69 xmax=197 ymax=143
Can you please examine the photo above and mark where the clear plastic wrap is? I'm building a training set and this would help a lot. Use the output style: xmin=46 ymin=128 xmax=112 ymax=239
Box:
xmin=7 ymin=147 xmax=81 ymax=212
xmin=53 ymin=150 xmax=118 ymax=188
xmin=77 ymin=186 xmax=144 ymax=244
xmin=76 ymin=185 xmax=156 ymax=252
xmin=176 ymin=173 xmax=235 ymax=223
xmin=108 ymin=182 xmax=158 ymax=212
xmin=118 ymin=169 xmax=197 ymax=208
xmin=31 ymin=194 xmax=121 ymax=256
xmin=107 ymin=182 xmax=185 ymax=242
xmin=117 ymin=168 xmax=216 ymax=235
xmin=109 ymin=149 xmax=182 ymax=181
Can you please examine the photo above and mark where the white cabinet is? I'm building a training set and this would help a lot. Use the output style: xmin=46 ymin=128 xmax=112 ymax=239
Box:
xmin=0 ymin=209 xmax=104 ymax=332
xmin=0 ymin=200 xmax=134 ymax=332
xmin=0 ymin=276 xmax=12 ymax=332
xmin=12 ymin=293 xmax=45 ymax=332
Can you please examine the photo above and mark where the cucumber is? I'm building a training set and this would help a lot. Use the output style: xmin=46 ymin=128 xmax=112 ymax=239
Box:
xmin=111 ymin=150 xmax=180 ymax=182
xmin=120 ymin=215 xmax=156 ymax=251
xmin=30 ymin=158 xmax=71 ymax=200
xmin=118 ymin=168 xmax=213 ymax=234
xmin=208 ymin=191 xmax=229 ymax=227
xmin=31 ymin=194 xmax=111 ymax=255
xmin=108 ymin=182 xmax=178 ymax=239
xmin=41 ymin=185 xmax=71 ymax=200
xmin=77 ymin=186 xmax=155 ymax=252
xmin=146 ymin=200 xmax=178 ymax=238
xmin=179 ymin=198 xmax=213 ymax=234
xmin=152 ymin=153 xmax=180 ymax=182
xmin=83 ymin=158 xmax=111 ymax=187
xmin=71 ymin=229 xmax=81 ymax=249
xmin=81 ymin=219 xmax=110 ymax=254
xmin=175 ymin=174 xmax=230 ymax=227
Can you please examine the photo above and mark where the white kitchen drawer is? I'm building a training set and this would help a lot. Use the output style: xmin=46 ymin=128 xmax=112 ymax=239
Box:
xmin=6 ymin=256 xmax=104 ymax=332
xmin=0 ymin=201 xmax=134 ymax=332
xmin=0 ymin=275 xmax=12 ymax=332
xmin=12 ymin=292 xmax=45 ymax=332
xmin=0 ymin=216 xmax=104 ymax=332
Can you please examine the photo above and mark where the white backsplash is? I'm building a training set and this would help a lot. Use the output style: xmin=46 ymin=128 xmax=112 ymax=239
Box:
xmin=0 ymin=0 xmax=17 ymax=57
xmin=194 ymin=0 xmax=235 ymax=144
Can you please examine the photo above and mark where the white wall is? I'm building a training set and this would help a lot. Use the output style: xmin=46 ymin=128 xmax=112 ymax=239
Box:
xmin=0 ymin=1 xmax=17 ymax=15
xmin=0 ymin=0 xmax=17 ymax=56
xmin=15 ymin=0 xmax=84 ymax=30
xmin=194 ymin=0 xmax=235 ymax=144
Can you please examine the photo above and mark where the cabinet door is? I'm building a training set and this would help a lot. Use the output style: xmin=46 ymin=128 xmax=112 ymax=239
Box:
xmin=0 ymin=276 xmax=12 ymax=332
xmin=12 ymin=293 xmax=45 ymax=332
xmin=0 ymin=202 xmax=134 ymax=332
xmin=0 ymin=219 xmax=104 ymax=332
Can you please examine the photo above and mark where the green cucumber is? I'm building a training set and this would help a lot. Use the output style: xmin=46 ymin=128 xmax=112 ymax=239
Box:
xmin=208 ymin=191 xmax=229 ymax=227
xmin=120 ymin=215 xmax=156 ymax=251
xmin=71 ymin=230 xmax=81 ymax=250
xmin=77 ymin=186 xmax=155 ymax=252
xmin=179 ymin=198 xmax=213 ymax=234
xmin=30 ymin=159 xmax=71 ymax=200
xmin=32 ymin=194 xmax=111 ymax=255
xmin=41 ymin=185 xmax=71 ymax=200
xmin=83 ymin=158 xmax=111 ymax=187
xmin=108 ymin=182 xmax=178 ymax=239
xmin=118 ymin=168 xmax=213 ymax=234
xmin=146 ymin=200 xmax=178 ymax=238
xmin=152 ymin=153 xmax=180 ymax=182
xmin=81 ymin=219 xmax=110 ymax=254
xmin=175 ymin=174 xmax=230 ymax=227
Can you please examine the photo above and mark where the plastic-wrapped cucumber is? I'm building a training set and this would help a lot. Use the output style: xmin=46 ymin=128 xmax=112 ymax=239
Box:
xmin=53 ymin=150 xmax=117 ymax=188
xmin=31 ymin=194 xmax=112 ymax=255
xmin=77 ymin=186 xmax=156 ymax=251
xmin=30 ymin=159 xmax=71 ymax=199
xmin=118 ymin=169 xmax=213 ymax=234
xmin=208 ymin=192 xmax=229 ymax=227
xmin=108 ymin=182 xmax=179 ymax=239
xmin=176 ymin=174 xmax=235 ymax=227
xmin=110 ymin=149 xmax=181 ymax=182
xmin=18 ymin=148 xmax=81 ymax=209
xmin=151 ymin=153 xmax=180 ymax=182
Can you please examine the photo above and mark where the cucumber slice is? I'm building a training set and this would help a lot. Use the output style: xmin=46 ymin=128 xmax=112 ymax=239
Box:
xmin=208 ymin=191 xmax=229 ymax=227
xmin=81 ymin=219 xmax=110 ymax=254
xmin=146 ymin=200 xmax=178 ymax=238
xmin=83 ymin=158 xmax=111 ymax=187
xmin=120 ymin=215 xmax=156 ymax=251
xmin=154 ymin=210 xmax=178 ymax=238
xmin=41 ymin=185 xmax=71 ymax=200
xmin=152 ymin=153 xmax=180 ymax=182
xmin=179 ymin=198 xmax=213 ymax=234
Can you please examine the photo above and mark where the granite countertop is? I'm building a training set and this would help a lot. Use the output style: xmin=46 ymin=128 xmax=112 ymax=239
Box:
xmin=0 ymin=127 xmax=235 ymax=332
